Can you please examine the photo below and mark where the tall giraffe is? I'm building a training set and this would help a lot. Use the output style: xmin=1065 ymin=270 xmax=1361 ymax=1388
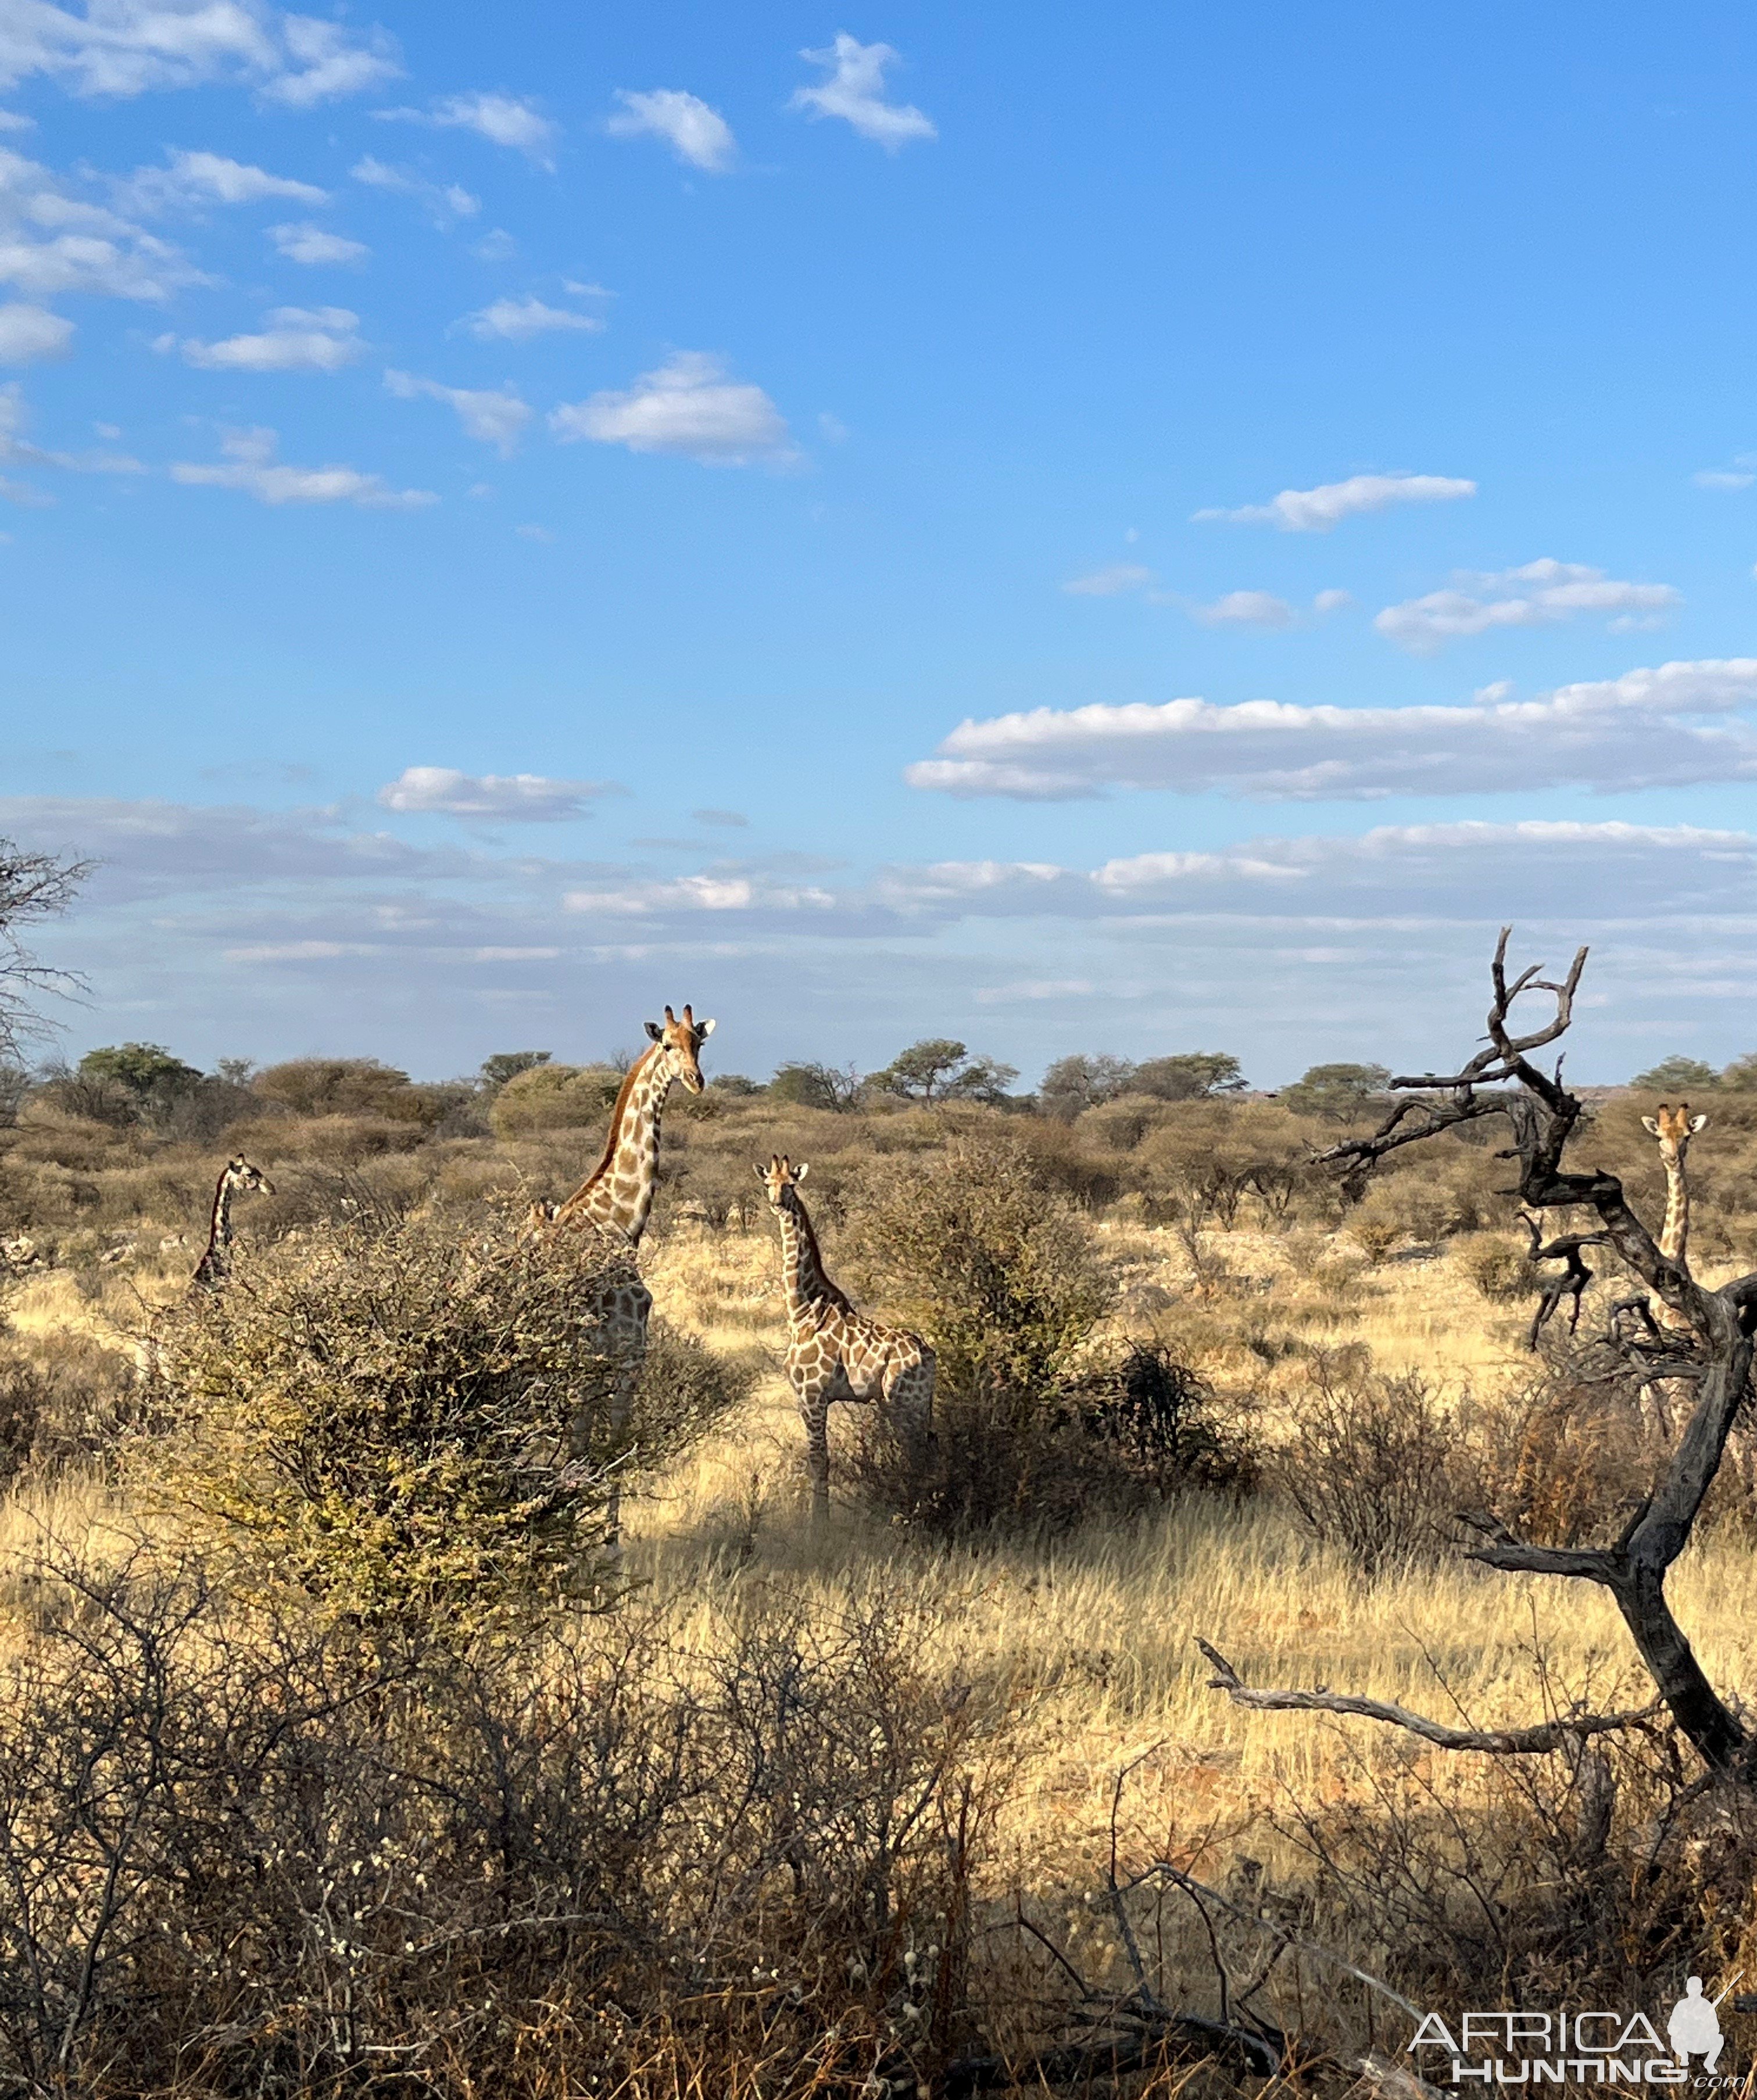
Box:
xmin=537 ymin=1004 xmax=714 ymax=1542
xmin=1640 ymin=1102 xmax=1708 ymax=1336
xmin=756 ymin=1155 xmax=934 ymax=1522
xmin=191 ymin=1155 xmax=275 ymax=1291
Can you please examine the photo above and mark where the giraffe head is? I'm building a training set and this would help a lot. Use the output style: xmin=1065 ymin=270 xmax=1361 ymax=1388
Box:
xmin=223 ymin=1156 xmax=275 ymax=1197
xmin=642 ymin=1002 xmax=715 ymax=1094
xmin=1642 ymin=1102 xmax=1708 ymax=1157
xmin=756 ymin=1153 xmax=808 ymax=1212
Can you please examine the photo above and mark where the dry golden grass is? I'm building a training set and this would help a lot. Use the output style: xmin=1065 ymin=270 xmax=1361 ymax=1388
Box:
xmin=621 ymin=1215 xmax=1757 ymax=1940
xmin=6 ymin=1184 xmax=1754 ymax=2031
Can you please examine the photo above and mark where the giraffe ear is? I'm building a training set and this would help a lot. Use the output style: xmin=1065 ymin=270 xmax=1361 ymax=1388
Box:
xmin=1641 ymin=1116 xmax=1660 ymax=1136
xmin=697 ymin=1016 xmax=715 ymax=1040
xmin=795 ymin=1160 xmax=810 ymax=1182
xmin=1690 ymin=1113 xmax=1709 ymax=1134
xmin=643 ymin=1020 xmax=663 ymax=1042
xmin=753 ymin=1163 xmax=767 ymax=1181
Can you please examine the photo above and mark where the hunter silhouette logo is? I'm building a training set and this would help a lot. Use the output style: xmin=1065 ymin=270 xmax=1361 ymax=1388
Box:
xmin=1409 ymin=1971 xmax=1746 ymax=2087
xmin=1668 ymin=1977 xmax=1740 ymax=2077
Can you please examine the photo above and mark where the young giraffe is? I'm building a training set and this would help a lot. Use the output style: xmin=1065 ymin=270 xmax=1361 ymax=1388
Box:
xmin=1640 ymin=1101 xmax=1708 ymax=1336
xmin=757 ymin=1155 xmax=934 ymax=1522
xmin=191 ymin=1155 xmax=275 ymax=1291
xmin=535 ymin=1004 xmax=714 ymax=1540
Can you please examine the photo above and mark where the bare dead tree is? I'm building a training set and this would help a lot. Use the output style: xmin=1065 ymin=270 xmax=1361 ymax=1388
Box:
xmin=0 ymin=840 xmax=88 ymax=1064
xmin=1520 ymin=1209 xmax=1608 ymax=1350
xmin=1208 ymin=930 xmax=1757 ymax=1778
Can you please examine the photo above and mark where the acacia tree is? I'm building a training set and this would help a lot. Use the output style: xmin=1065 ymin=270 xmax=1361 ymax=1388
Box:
xmin=0 ymin=841 xmax=87 ymax=1064
xmin=1207 ymin=931 xmax=1757 ymax=1778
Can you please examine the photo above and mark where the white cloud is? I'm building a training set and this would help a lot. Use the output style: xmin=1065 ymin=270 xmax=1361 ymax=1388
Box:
xmin=0 ymin=110 xmax=31 ymax=130
xmin=383 ymin=368 xmax=528 ymax=455
xmin=606 ymin=88 xmax=736 ymax=173
xmin=1313 ymin=588 xmax=1352 ymax=615
xmin=120 ymin=147 xmax=325 ymax=213
xmin=1063 ymin=562 xmax=1151 ymax=596
xmin=349 ymin=156 xmax=478 ymax=223
xmin=12 ymin=789 xmax=1757 ymax=1079
xmin=0 ymin=299 xmax=70 ymax=360
xmin=550 ymin=350 xmax=794 ymax=466
xmin=471 ymin=226 xmax=516 ymax=261
xmin=0 ymin=1 xmax=398 ymax=103
xmin=160 ymin=303 xmax=362 ymax=371
xmin=377 ymin=766 xmax=610 ymax=821
xmin=377 ymin=91 xmax=559 ymax=168
xmin=0 ymin=143 xmax=202 ymax=299
xmin=514 ymin=522 xmax=551 ymax=542
xmin=1194 ymin=589 xmax=1296 ymax=627
xmin=906 ymin=659 xmax=1757 ymax=802
xmin=459 ymin=293 xmax=601 ymax=341
xmin=1375 ymin=558 xmax=1680 ymax=653
xmin=170 ymin=425 xmax=435 ymax=507
xmin=269 ymin=220 xmax=366 ymax=265
xmin=1694 ymin=468 xmax=1754 ymax=490
xmin=0 ymin=380 xmax=142 ymax=474
xmin=789 ymin=34 xmax=935 ymax=149
xmin=1197 ymin=471 xmax=1477 ymax=532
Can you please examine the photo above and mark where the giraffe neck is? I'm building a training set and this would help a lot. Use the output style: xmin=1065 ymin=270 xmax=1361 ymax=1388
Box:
xmin=556 ymin=1047 xmax=671 ymax=1244
xmin=207 ymin=1171 xmax=236 ymax=1260
xmin=1660 ymin=1154 xmax=1690 ymax=1267
xmin=778 ymin=1195 xmax=846 ymax=1327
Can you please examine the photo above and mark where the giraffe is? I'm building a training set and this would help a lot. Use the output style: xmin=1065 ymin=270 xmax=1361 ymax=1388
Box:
xmin=191 ymin=1156 xmax=275 ymax=1291
xmin=1640 ymin=1102 xmax=1708 ymax=1336
xmin=756 ymin=1155 xmax=935 ymax=1522
xmin=535 ymin=1004 xmax=714 ymax=1542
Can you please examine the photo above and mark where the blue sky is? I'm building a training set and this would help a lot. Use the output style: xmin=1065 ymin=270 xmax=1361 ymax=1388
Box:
xmin=4 ymin=1 xmax=1757 ymax=1085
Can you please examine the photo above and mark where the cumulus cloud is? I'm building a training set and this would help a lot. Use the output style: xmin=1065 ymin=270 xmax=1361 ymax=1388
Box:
xmin=0 ymin=144 xmax=202 ymax=299
xmin=349 ymin=156 xmax=478 ymax=223
xmin=377 ymin=766 xmax=611 ymax=821
xmin=789 ymin=34 xmax=935 ymax=149
xmin=377 ymin=91 xmax=559 ymax=168
xmin=0 ymin=1 xmax=399 ymax=103
xmin=383 ymin=368 xmax=529 ymax=455
xmin=170 ymin=424 xmax=435 ymax=507
xmin=606 ymin=88 xmax=736 ymax=172
xmin=120 ymin=147 xmax=325 ymax=213
xmin=1196 ymin=471 xmax=1477 ymax=532
xmin=1194 ymin=589 xmax=1296 ymax=627
xmin=269 ymin=220 xmax=366 ymax=265
xmin=1063 ymin=562 xmax=1151 ymax=597
xmin=550 ymin=350 xmax=794 ymax=466
xmin=158 ymin=303 xmax=362 ymax=372
xmin=904 ymin=658 xmax=1757 ymax=802
xmin=0 ymin=300 xmax=70 ymax=361
xmin=1375 ymin=558 xmax=1680 ymax=653
xmin=459 ymin=293 xmax=601 ymax=341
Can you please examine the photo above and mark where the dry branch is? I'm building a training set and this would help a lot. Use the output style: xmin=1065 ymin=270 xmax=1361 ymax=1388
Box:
xmin=1199 ymin=1639 xmax=1663 ymax=1755
xmin=1296 ymin=930 xmax=1757 ymax=1775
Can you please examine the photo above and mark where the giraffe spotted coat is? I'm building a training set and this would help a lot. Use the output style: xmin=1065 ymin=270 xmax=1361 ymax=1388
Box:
xmin=758 ymin=1154 xmax=935 ymax=1521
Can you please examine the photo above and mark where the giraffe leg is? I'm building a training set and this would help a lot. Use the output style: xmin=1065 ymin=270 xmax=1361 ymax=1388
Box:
xmin=796 ymin=1378 xmax=832 ymax=1524
xmin=883 ymin=1350 xmax=936 ymax=1474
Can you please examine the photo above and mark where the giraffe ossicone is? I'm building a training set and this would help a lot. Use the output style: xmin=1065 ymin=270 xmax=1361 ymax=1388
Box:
xmin=757 ymin=1152 xmax=935 ymax=1524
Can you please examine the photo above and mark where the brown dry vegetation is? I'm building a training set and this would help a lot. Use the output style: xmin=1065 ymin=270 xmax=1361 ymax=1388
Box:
xmin=1 ymin=1060 xmax=1755 ymax=2096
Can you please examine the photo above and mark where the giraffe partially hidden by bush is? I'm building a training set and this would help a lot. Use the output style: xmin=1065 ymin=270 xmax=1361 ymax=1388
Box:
xmin=191 ymin=1156 xmax=275 ymax=1291
xmin=532 ymin=1004 xmax=715 ymax=1543
xmin=757 ymin=1154 xmax=935 ymax=1522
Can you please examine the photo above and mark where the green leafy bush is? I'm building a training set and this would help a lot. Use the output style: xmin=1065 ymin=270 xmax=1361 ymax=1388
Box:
xmin=153 ymin=1219 xmax=727 ymax=1631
